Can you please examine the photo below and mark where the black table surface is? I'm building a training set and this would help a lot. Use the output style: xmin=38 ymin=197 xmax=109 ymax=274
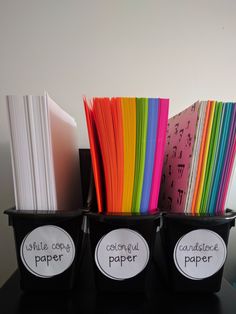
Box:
xmin=0 ymin=270 xmax=236 ymax=314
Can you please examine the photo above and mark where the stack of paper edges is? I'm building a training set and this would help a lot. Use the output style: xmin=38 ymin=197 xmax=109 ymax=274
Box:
xmin=159 ymin=101 xmax=236 ymax=214
xmin=84 ymin=97 xmax=169 ymax=214
xmin=7 ymin=94 xmax=82 ymax=211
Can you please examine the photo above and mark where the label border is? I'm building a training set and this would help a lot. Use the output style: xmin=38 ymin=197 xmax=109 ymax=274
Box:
xmin=20 ymin=225 xmax=75 ymax=278
xmin=173 ymin=229 xmax=227 ymax=280
xmin=95 ymin=228 xmax=150 ymax=281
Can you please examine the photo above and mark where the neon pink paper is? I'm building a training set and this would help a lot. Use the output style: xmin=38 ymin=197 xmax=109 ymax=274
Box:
xmin=149 ymin=98 xmax=169 ymax=211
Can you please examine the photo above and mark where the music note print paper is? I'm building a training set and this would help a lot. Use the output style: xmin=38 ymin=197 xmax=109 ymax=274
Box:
xmin=159 ymin=102 xmax=201 ymax=212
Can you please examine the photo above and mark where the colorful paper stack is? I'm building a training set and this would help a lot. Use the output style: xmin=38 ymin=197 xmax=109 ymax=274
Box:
xmin=84 ymin=97 xmax=169 ymax=214
xmin=159 ymin=101 xmax=236 ymax=214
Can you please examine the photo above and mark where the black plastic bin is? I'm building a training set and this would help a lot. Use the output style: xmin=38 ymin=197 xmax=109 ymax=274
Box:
xmin=157 ymin=210 xmax=236 ymax=293
xmin=86 ymin=211 xmax=160 ymax=293
xmin=4 ymin=208 xmax=84 ymax=291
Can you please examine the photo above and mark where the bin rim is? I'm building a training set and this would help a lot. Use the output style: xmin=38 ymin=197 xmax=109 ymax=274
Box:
xmin=160 ymin=208 xmax=236 ymax=221
xmin=84 ymin=209 xmax=161 ymax=222
xmin=4 ymin=207 xmax=85 ymax=219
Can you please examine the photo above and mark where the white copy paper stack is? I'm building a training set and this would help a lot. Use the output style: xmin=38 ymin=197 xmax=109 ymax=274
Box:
xmin=7 ymin=93 xmax=82 ymax=211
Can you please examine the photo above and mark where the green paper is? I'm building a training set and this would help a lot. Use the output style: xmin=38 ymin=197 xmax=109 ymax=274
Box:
xmin=205 ymin=103 xmax=225 ymax=211
xmin=208 ymin=102 xmax=233 ymax=213
xmin=132 ymin=98 xmax=148 ymax=213
xmin=200 ymin=102 xmax=222 ymax=213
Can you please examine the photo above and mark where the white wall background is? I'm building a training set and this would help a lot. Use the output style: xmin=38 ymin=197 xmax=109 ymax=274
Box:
xmin=0 ymin=0 xmax=236 ymax=287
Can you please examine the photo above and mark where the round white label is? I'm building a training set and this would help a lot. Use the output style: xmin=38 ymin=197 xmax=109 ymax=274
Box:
xmin=20 ymin=225 xmax=75 ymax=278
xmin=174 ymin=229 xmax=227 ymax=280
xmin=95 ymin=228 xmax=150 ymax=280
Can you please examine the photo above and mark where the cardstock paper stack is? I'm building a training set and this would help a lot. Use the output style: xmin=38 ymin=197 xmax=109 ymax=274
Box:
xmin=159 ymin=101 xmax=236 ymax=214
xmin=84 ymin=97 xmax=169 ymax=214
xmin=7 ymin=93 xmax=82 ymax=211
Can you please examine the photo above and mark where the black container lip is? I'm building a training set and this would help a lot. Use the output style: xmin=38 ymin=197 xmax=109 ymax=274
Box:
xmin=85 ymin=209 xmax=161 ymax=222
xmin=161 ymin=208 xmax=236 ymax=221
xmin=4 ymin=207 xmax=85 ymax=219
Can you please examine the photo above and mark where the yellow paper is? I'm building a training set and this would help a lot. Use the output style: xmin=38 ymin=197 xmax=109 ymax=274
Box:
xmin=121 ymin=98 xmax=136 ymax=212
